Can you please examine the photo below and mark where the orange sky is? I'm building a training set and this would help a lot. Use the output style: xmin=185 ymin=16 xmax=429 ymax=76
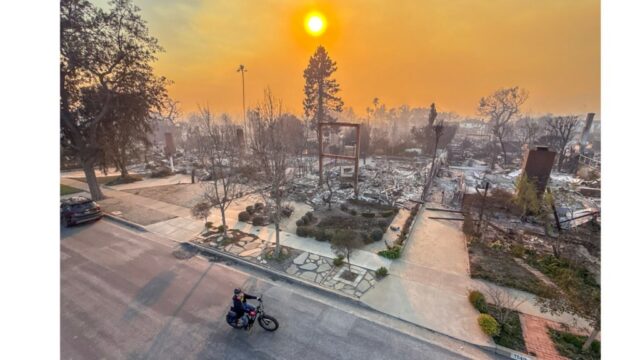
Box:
xmin=99 ymin=0 xmax=600 ymax=119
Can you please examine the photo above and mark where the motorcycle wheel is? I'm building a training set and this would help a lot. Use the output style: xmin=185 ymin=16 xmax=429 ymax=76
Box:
xmin=258 ymin=315 xmax=279 ymax=331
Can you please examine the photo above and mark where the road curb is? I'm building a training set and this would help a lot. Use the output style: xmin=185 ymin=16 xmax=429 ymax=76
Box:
xmin=103 ymin=213 xmax=148 ymax=232
xmin=188 ymin=242 xmax=363 ymax=306
xmin=187 ymin=241 xmax=520 ymax=358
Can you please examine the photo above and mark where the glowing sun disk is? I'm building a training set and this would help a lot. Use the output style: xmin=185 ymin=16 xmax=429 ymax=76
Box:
xmin=305 ymin=12 xmax=326 ymax=36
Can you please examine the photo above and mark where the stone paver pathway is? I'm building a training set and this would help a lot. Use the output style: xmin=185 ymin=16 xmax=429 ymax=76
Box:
xmin=195 ymin=231 xmax=378 ymax=299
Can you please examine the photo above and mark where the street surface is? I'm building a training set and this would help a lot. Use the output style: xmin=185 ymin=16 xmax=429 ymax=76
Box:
xmin=61 ymin=220 xmax=473 ymax=360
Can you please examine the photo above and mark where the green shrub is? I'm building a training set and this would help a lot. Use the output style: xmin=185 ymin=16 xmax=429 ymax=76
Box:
xmin=305 ymin=211 xmax=314 ymax=219
xmin=510 ymin=244 xmax=525 ymax=258
xmin=255 ymin=202 xmax=264 ymax=210
xmin=252 ymin=215 xmax=265 ymax=226
xmin=377 ymin=219 xmax=388 ymax=228
xmin=205 ymin=221 xmax=213 ymax=229
xmin=281 ymin=206 xmax=294 ymax=217
xmin=375 ymin=266 xmax=388 ymax=278
xmin=381 ymin=210 xmax=395 ymax=218
xmin=349 ymin=209 xmax=357 ymax=216
xmin=315 ymin=228 xmax=333 ymax=242
xmin=238 ymin=211 xmax=251 ymax=222
xmin=333 ymin=255 xmax=345 ymax=266
xmin=295 ymin=219 xmax=304 ymax=226
xmin=378 ymin=246 xmax=401 ymax=259
xmin=246 ymin=205 xmax=255 ymax=214
xmin=340 ymin=203 xmax=349 ymax=212
xmin=361 ymin=232 xmax=374 ymax=244
xmin=468 ymin=290 xmax=488 ymax=313
xmin=361 ymin=212 xmax=375 ymax=218
xmin=217 ymin=225 xmax=227 ymax=232
xmin=296 ymin=226 xmax=313 ymax=237
xmin=370 ymin=228 xmax=384 ymax=242
xmin=477 ymin=314 xmax=500 ymax=337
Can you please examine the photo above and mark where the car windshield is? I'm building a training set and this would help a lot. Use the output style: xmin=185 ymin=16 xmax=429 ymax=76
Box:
xmin=70 ymin=202 xmax=95 ymax=211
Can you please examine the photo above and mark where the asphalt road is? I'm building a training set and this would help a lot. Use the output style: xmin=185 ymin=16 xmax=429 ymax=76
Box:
xmin=61 ymin=219 xmax=469 ymax=360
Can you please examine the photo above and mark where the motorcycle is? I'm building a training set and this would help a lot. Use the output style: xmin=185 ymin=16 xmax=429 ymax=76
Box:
xmin=226 ymin=296 xmax=279 ymax=332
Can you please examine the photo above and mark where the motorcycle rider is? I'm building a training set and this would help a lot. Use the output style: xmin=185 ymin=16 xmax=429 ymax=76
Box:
xmin=232 ymin=288 xmax=259 ymax=329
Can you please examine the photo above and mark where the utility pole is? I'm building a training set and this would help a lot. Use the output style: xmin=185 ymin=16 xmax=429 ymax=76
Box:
xmin=421 ymin=120 xmax=445 ymax=201
xmin=237 ymin=64 xmax=247 ymax=131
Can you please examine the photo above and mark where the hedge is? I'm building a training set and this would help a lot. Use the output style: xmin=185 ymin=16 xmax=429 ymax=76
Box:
xmin=378 ymin=246 xmax=401 ymax=259
xmin=238 ymin=211 xmax=251 ymax=222
xmin=477 ymin=314 xmax=500 ymax=337
xmin=468 ymin=290 xmax=488 ymax=313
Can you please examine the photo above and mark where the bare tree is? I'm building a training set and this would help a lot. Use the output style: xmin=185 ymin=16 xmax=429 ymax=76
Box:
xmin=196 ymin=107 xmax=244 ymax=238
xmin=249 ymin=89 xmax=293 ymax=257
xmin=191 ymin=201 xmax=212 ymax=226
xmin=478 ymin=87 xmax=528 ymax=167
xmin=331 ymin=229 xmax=362 ymax=271
xmin=322 ymin=168 xmax=336 ymax=209
xmin=545 ymin=115 xmax=579 ymax=171
xmin=516 ymin=116 xmax=542 ymax=149
xmin=484 ymin=285 xmax=526 ymax=325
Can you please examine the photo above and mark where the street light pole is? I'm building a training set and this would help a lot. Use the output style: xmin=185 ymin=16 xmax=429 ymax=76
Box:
xmin=237 ymin=64 xmax=247 ymax=131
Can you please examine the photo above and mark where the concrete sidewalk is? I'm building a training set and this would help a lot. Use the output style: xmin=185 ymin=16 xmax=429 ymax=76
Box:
xmin=361 ymin=206 xmax=592 ymax=348
xmin=362 ymin=207 xmax=493 ymax=347
xmin=61 ymin=177 xmax=391 ymax=271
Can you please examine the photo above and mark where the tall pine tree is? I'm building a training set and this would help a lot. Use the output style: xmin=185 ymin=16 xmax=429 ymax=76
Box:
xmin=303 ymin=46 xmax=344 ymax=132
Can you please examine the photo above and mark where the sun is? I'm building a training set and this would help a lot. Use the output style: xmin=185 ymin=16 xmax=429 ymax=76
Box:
xmin=305 ymin=12 xmax=326 ymax=36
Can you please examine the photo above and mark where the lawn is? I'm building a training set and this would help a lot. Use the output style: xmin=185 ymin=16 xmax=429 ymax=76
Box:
xmin=548 ymin=328 xmax=600 ymax=360
xmin=487 ymin=305 xmax=526 ymax=352
xmin=71 ymin=174 xmax=143 ymax=186
xmin=60 ymin=184 xmax=83 ymax=195
xmin=526 ymin=254 xmax=600 ymax=302
xmin=468 ymin=241 xmax=551 ymax=297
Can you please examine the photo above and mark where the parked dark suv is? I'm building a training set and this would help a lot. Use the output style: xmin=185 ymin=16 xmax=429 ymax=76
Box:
xmin=60 ymin=196 xmax=103 ymax=227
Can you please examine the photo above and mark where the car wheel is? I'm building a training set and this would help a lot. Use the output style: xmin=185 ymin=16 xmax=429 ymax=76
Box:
xmin=62 ymin=217 xmax=70 ymax=228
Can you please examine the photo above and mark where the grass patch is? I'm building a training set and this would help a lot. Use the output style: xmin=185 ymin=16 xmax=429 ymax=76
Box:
xmin=468 ymin=241 xmax=551 ymax=297
xmin=487 ymin=305 xmax=526 ymax=352
xmin=378 ymin=245 xmax=401 ymax=259
xmin=60 ymin=184 xmax=83 ymax=195
xmin=548 ymin=328 xmax=600 ymax=360
xmin=527 ymin=255 xmax=600 ymax=293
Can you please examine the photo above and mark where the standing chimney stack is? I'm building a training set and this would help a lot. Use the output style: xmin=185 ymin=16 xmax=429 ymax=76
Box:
xmin=580 ymin=113 xmax=596 ymax=148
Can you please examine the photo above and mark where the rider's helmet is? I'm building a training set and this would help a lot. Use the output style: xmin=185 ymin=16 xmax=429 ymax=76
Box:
xmin=234 ymin=288 xmax=242 ymax=295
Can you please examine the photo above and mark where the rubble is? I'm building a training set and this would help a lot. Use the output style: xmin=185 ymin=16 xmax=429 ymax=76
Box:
xmin=291 ymin=157 xmax=429 ymax=209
